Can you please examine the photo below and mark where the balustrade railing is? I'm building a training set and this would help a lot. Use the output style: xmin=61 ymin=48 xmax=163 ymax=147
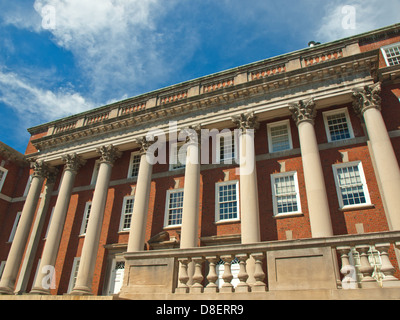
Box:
xmin=121 ymin=231 xmax=400 ymax=297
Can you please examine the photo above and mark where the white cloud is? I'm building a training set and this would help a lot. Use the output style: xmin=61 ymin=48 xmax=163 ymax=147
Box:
xmin=315 ymin=0 xmax=400 ymax=42
xmin=30 ymin=0 xmax=193 ymax=102
xmin=0 ymin=68 xmax=94 ymax=125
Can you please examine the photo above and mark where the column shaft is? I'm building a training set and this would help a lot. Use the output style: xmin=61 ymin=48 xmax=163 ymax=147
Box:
xmin=71 ymin=146 xmax=120 ymax=295
xmin=31 ymin=154 xmax=84 ymax=295
xmin=353 ymin=83 xmax=400 ymax=230
xmin=290 ymin=99 xmax=333 ymax=238
xmin=180 ymin=141 xmax=200 ymax=248
xmin=127 ymin=150 xmax=153 ymax=252
xmin=0 ymin=161 xmax=47 ymax=294
xmin=232 ymin=112 xmax=261 ymax=244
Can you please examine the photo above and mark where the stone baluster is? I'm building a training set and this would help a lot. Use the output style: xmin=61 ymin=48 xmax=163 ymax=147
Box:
xmin=236 ymin=253 xmax=250 ymax=292
xmin=176 ymin=258 xmax=191 ymax=294
xmin=190 ymin=257 xmax=204 ymax=293
xmin=205 ymin=256 xmax=219 ymax=293
xmin=375 ymin=243 xmax=400 ymax=288
xmin=354 ymin=245 xmax=379 ymax=288
xmin=251 ymin=252 xmax=267 ymax=292
xmin=220 ymin=255 xmax=234 ymax=293
xmin=337 ymin=246 xmax=358 ymax=289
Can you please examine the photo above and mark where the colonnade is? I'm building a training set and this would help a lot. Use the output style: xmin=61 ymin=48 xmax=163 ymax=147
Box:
xmin=1 ymin=83 xmax=400 ymax=295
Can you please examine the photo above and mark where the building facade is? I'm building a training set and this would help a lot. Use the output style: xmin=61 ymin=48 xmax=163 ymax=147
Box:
xmin=1 ymin=24 xmax=400 ymax=299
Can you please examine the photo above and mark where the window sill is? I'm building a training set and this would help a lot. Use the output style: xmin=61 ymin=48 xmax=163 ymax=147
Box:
xmin=163 ymin=225 xmax=182 ymax=230
xmin=273 ymin=212 xmax=304 ymax=219
xmin=214 ymin=219 xmax=240 ymax=225
xmin=338 ymin=204 xmax=375 ymax=212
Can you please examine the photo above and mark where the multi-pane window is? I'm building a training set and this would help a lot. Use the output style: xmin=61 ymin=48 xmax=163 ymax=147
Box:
xmin=0 ymin=167 xmax=8 ymax=193
xmin=164 ymin=189 xmax=184 ymax=227
xmin=119 ymin=196 xmax=134 ymax=231
xmin=323 ymin=108 xmax=354 ymax=142
xmin=8 ymin=212 xmax=21 ymax=242
xmin=267 ymin=120 xmax=293 ymax=153
xmin=215 ymin=181 xmax=239 ymax=222
xmin=216 ymin=131 xmax=236 ymax=164
xmin=271 ymin=172 xmax=301 ymax=216
xmin=90 ymin=160 xmax=100 ymax=185
xmin=169 ymin=143 xmax=186 ymax=171
xmin=80 ymin=202 xmax=92 ymax=235
xmin=128 ymin=153 xmax=141 ymax=178
xmin=68 ymin=257 xmax=80 ymax=293
xmin=333 ymin=162 xmax=371 ymax=209
xmin=382 ymin=43 xmax=400 ymax=66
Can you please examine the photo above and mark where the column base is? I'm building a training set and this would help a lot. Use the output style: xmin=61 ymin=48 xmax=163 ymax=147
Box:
xmin=29 ymin=287 xmax=51 ymax=295
xmin=69 ymin=286 xmax=93 ymax=296
xmin=0 ymin=286 xmax=14 ymax=295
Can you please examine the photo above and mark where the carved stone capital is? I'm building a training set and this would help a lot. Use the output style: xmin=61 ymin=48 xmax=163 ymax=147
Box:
xmin=96 ymin=145 xmax=122 ymax=165
xmin=289 ymin=98 xmax=317 ymax=125
xmin=45 ymin=168 xmax=59 ymax=185
xmin=135 ymin=137 xmax=153 ymax=155
xmin=180 ymin=124 xmax=201 ymax=144
xmin=352 ymin=82 xmax=382 ymax=116
xmin=231 ymin=112 xmax=259 ymax=131
xmin=31 ymin=160 xmax=50 ymax=179
xmin=61 ymin=153 xmax=86 ymax=173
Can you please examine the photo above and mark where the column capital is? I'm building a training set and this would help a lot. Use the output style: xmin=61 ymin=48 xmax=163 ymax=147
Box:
xmin=31 ymin=160 xmax=50 ymax=179
xmin=352 ymin=82 xmax=382 ymax=116
xmin=135 ymin=137 xmax=153 ymax=155
xmin=61 ymin=153 xmax=86 ymax=173
xmin=289 ymin=98 xmax=316 ymax=126
xmin=45 ymin=168 xmax=59 ymax=184
xmin=180 ymin=124 xmax=201 ymax=144
xmin=96 ymin=145 xmax=122 ymax=165
xmin=232 ymin=111 xmax=259 ymax=131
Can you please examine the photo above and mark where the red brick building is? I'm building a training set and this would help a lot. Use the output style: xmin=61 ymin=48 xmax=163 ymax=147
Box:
xmin=1 ymin=24 xmax=400 ymax=299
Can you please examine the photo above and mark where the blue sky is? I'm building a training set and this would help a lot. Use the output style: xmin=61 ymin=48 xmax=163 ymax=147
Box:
xmin=0 ymin=0 xmax=399 ymax=153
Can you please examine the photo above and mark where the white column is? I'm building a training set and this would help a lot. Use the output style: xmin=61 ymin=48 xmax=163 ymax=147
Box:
xmin=127 ymin=138 xmax=153 ymax=252
xmin=0 ymin=160 xmax=48 ymax=295
xmin=15 ymin=171 xmax=57 ymax=294
xmin=70 ymin=146 xmax=121 ymax=295
xmin=180 ymin=126 xmax=201 ymax=249
xmin=30 ymin=154 xmax=85 ymax=295
xmin=232 ymin=112 xmax=261 ymax=244
xmin=353 ymin=83 xmax=400 ymax=230
xmin=289 ymin=99 xmax=333 ymax=238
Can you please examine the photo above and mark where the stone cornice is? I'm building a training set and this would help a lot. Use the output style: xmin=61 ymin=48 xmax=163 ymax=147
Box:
xmin=0 ymin=141 xmax=28 ymax=167
xmin=29 ymin=49 xmax=379 ymax=156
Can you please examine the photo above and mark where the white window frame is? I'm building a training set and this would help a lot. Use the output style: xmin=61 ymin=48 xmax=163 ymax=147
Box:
xmin=90 ymin=160 xmax=101 ymax=185
xmin=216 ymin=131 xmax=237 ymax=164
xmin=323 ymin=108 xmax=354 ymax=143
xmin=271 ymin=171 xmax=302 ymax=217
xmin=164 ymin=188 xmax=184 ymax=228
xmin=44 ymin=207 xmax=55 ymax=239
xmin=267 ymin=120 xmax=293 ymax=153
xmin=8 ymin=211 xmax=22 ymax=242
xmin=127 ymin=152 xmax=141 ymax=179
xmin=215 ymin=180 xmax=240 ymax=223
xmin=67 ymin=257 xmax=80 ymax=293
xmin=0 ymin=261 xmax=6 ymax=280
xmin=119 ymin=196 xmax=134 ymax=231
xmin=23 ymin=175 xmax=33 ymax=197
xmin=0 ymin=167 xmax=8 ymax=193
xmin=79 ymin=202 xmax=92 ymax=236
xmin=332 ymin=161 xmax=371 ymax=210
xmin=381 ymin=42 xmax=400 ymax=66
xmin=169 ymin=142 xmax=186 ymax=171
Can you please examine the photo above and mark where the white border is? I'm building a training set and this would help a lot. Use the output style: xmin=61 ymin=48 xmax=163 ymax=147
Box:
xmin=322 ymin=107 xmax=354 ymax=143
xmin=215 ymin=180 xmax=240 ymax=223
xmin=164 ymin=188 xmax=184 ymax=228
xmin=119 ymin=195 xmax=135 ymax=231
xmin=266 ymin=119 xmax=293 ymax=153
xmin=332 ymin=161 xmax=371 ymax=210
xmin=270 ymin=171 xmax=302 ymax=217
